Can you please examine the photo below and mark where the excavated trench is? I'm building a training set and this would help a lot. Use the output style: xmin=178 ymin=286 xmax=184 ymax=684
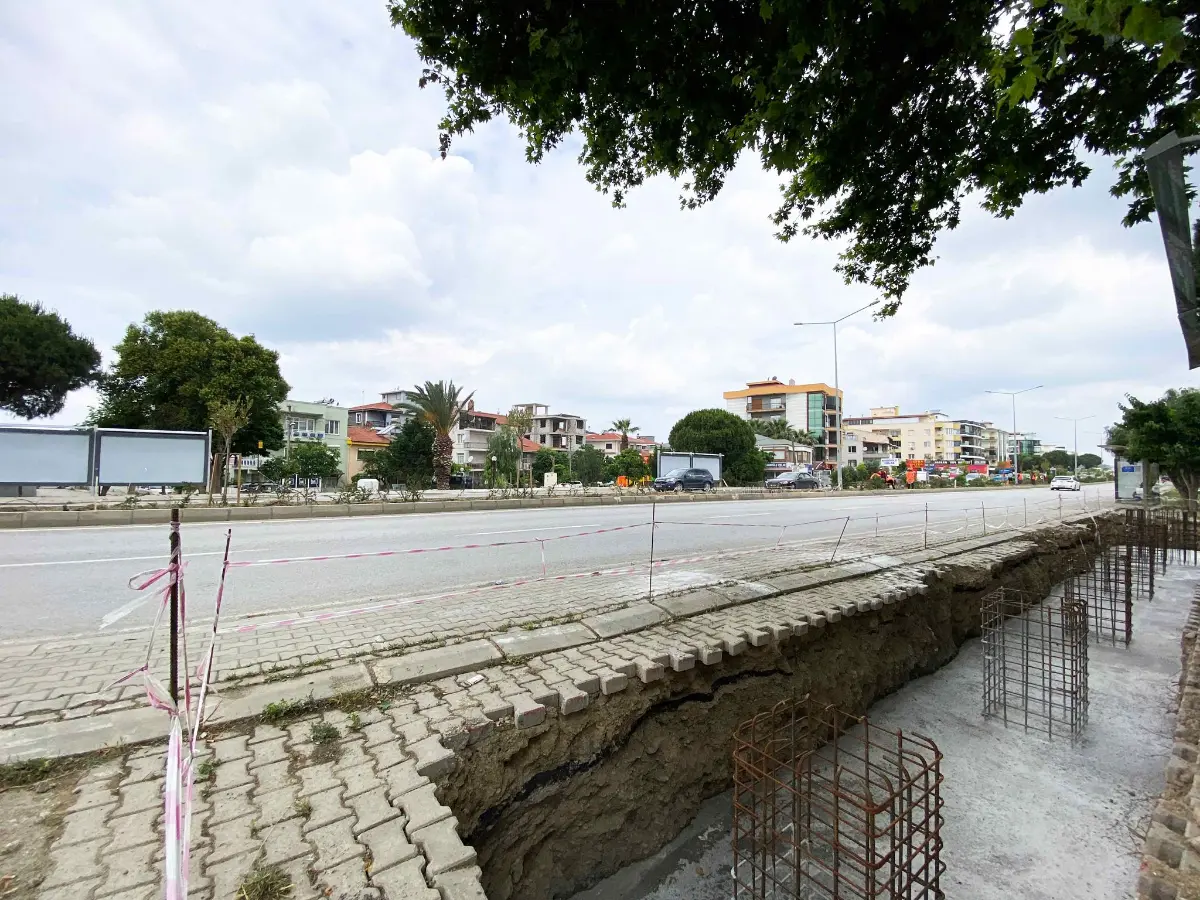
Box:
xmin=438 ymin=532 xmax=1100 ymax=900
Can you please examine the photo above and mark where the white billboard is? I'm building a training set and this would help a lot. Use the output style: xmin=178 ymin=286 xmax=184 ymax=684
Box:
xmin=1115 ymin=457 xmax=1144 ymax=501
xmin=0 ymin=426 xmax=94 ymax=486
xmin=96 ymin=429 xmax=210 ymax=486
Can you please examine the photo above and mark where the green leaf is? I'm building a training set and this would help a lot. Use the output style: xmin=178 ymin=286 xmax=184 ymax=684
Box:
xmin=1013 ymin=26 xmax=1034 ymax=50
xmin=760 ymin=0 xmax=773 ymax=22
xmin=529 ymin=28 xmax=546 ymax=52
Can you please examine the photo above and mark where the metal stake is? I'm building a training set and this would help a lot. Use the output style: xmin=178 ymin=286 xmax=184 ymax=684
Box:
xmin=169 ymin=507 xmax=181 ymax=707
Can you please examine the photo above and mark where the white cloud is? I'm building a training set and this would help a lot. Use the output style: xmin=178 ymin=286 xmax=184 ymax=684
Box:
xmin=1 ymin=0 xmax=1198 ymax=461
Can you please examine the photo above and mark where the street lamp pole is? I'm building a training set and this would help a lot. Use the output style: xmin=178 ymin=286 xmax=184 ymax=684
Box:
xmin=985 ymin=386 xmax=1043 ymax=484
xmin=1055 ymin=414 xmax=1095 ymax=474
xmin=795 ymin=299 xmax=879 ymax=489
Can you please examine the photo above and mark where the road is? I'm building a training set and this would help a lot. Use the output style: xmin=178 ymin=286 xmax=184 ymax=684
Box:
xmin=0 ymin=487 xmax=1102 ymax=639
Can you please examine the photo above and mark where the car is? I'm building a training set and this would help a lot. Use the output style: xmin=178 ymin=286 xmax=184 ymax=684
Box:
xmin=765 ymin=471 xmax=820 ymax=490
xmin=1050 ymin=475 xmax=1081 ymax=492
xmin=563 ymin=481 xmax=584 ymax=489
xmin=653 ymin=467 xmax=714 ymax=492
xmin=241 ymin=481 xmax=280 ymax=494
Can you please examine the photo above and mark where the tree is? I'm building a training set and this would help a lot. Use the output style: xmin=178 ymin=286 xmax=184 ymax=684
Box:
xmin=209 ymin=397 xmax=253 ymax=502
xmin=504 ymin=406 xmax=535 ymax=487
xmin=486 ymin=426 xmax=521 ymax=486
xmin=291 ymin=442 xmax=342 ymax=481
xmin=91 ymin=311 xmax=288 ymax=453
xmin=400 ymin=380 xmax=474 ymax=488
xmin=572 ymin=444 xmax=607 ymax=485
xmin=363 ymin=419 xmax=436 ymax=492
xmin=391 ymin=1 xmax=1195 ymax=313
xmin=1078 ymin=452 xmax=1103 ymax=469
xmin=0 ymin=294 xmax=101 ymax=418
xmin=611 ymin=447 xmax=649 ymax=480
xmin=669 ymin=408 xmax=765 ymax=485
xmin=611 ymin=418 xmax=640 ymax=452
xmin=1113 ymin=388 xmax=1200 ymax=500
xmin=531 ymin=447 xmax=558 ymax=486
xmin=1043 ymin=449 xmax=1074 ymax=471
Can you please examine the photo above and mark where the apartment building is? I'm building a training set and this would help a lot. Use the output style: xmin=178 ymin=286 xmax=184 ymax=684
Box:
xmin=982 ymin=424 xmax=1011 ymax=464
xmin=514 ymin=403 xmax=588 ymax=451
xmin=349 ymin=401 xmax=408 ymax=431
xmin=276 ymin=399 xmax=350 ymax=482
xmin=844 ymin=406 xmax=994 ymax=464
xmin=450 ymin=404 xmax=507 ymax=474
xmin=842 ymin=427 xmax=899 ymax=468
xmin=723 ymin=378 xmax=842 ymax=465
xmin=586 ymin=432 xmax=656 ymax=458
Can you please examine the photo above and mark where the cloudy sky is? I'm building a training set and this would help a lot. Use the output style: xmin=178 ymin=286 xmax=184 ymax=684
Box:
xmin=3 ymin=2 xmax=1197 ymax=458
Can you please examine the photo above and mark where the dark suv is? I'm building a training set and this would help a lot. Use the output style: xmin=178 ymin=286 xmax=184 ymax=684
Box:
xmin=653 ymin=468 xmax=714 ymax=492
xmin=765 ymin=471 xmax=820 ymax=490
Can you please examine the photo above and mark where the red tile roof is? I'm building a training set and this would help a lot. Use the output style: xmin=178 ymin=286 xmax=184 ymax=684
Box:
xmin=348 ymin=426 xmax=390 ymax=445
xmin=520 ymin=437 xmax=540 ymax=453
xmin=350 ymin=401 xmax=396 ymax=412
xmin=587 ymin=432 xmax=655 ymax=444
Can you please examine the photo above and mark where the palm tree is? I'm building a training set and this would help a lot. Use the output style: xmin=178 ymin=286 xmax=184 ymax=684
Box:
xmin=611 ymin=418 xmax=640 ymax=451
xmin=749 ymin=418 xmax=793 ymax=440
xmin=401 ymin=380 xmax=474 ymax=488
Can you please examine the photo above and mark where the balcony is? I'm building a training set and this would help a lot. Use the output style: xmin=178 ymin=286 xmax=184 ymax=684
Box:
xmin=747 ymin=397 xmax=786 ymax=412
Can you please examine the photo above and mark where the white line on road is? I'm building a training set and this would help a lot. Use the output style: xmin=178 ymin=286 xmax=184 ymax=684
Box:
xmin=466 ymin=525 xmax=603 ymax=536
xmin=99 ymin=596 xmax=153 ymax=630
xmin=0 ymin=548 xmax=267 ymax=569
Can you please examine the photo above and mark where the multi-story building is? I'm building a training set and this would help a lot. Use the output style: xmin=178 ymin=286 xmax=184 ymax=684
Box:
xmin=515 ymin=403 xmax=587 ymax=451
xmin=450 ymin=402 xmax=506 ymax=474
xmin=723 ymin=378 xmax=842 ymax=465
xmin=842 ymin=427 xmax=899 ymax=468
xmin=349 ymin=401 xmax=408 ymax=431
xmin=845 ymin=407 xmax=995 ymax=465
xmin=982 ymin=424 xmax=1011 ymax=464
xmin=275 ymin=399 xmax=350 ymax=483
xmin=346 ymin=426 xmax=390 ymax=480
xmin=954 ymin=420 xmax=988 ymax=465
xmin=585 ymin=432 xmax=657 ymax=458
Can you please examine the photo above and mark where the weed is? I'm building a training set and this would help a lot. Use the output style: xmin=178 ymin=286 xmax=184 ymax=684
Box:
xmin=294 ymin=798 xmax=312 ymax=818
xmin=348 ymin=712 xmax=362 ymax=731
xmin=310 ymin=721 xmax=340 ymax=745
xmin=0 ymin=748 xmax=122 ymax=790
xmin=196 ymin=758 xmax=219 ymax=782
xmin=237 ymin=865 xmax=292 ymax=900
xmin=261 ymin=695 xmax=318 ymax=726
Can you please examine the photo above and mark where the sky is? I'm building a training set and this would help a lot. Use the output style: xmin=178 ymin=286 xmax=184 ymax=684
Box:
xmin=3 ymin=2 xmax=1198 ymax=460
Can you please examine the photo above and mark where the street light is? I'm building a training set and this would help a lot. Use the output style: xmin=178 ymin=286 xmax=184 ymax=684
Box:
xmin=490 ymin=454 xmax=498 ymax=490
xmin=795 ymin=299 xmax=880 ymax=489
xmin=1055 ymin=414 xmax=1096 ymax=474
xmin=985 ymin=385 xmax=1043 ymax=485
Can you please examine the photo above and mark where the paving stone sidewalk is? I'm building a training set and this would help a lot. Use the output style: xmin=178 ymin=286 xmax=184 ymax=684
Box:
xmin=0 ymin=507 xmax=1094 ymax=735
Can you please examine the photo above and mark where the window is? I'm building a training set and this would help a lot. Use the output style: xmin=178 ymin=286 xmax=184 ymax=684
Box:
xmin=924 ymin=441 xmax=931 ymax=448
xmin=354 ymin=412 xmax=363 ymax=424
xmin=325 ymin=420 xmax=340 ymax=435
xmin=848 ymin=445 xmax=857 ymax=453
xmin=539 ymin=435 xmax=546 ymax=444
xmin=577 ymin=420 xmax=585 ymax=429
xmin=924 ymin=428 xmax=931 ymax=436
xmin=606 ymin=443 xmax=613 ymax=450
xmin=576 ymin=435 xmax=582 ymax=445
xmin=539 ymin=419 xmax=547 ymax=428
xmin=356 ymin=449 xmax=375 ymax=460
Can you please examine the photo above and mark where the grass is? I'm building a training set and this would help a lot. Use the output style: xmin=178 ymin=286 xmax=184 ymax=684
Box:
xmin=347 ymin=712 xmax=362 ymax=731
xmin=260 ymin=695 xmax=319 ymax=726
xmin=237 ymin=865 xmax=293 ymax=900
xmin=310 ymin=721 xmax=340 ymax=745
xmin=0 ymin=748 xmax=123 ymax=790
xmin=294 ymin=798 xmax=312 ymax=818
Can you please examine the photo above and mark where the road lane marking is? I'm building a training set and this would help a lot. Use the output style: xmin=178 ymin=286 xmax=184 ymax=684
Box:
xmin=466 ymin=525 xmax=603 ymax=536
xmin=0 ymin=548 xmax=267 ymax=569
xmin=99 ymin=596 xmax=154 ymax=630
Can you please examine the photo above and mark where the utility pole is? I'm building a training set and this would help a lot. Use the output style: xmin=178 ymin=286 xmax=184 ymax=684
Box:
xmin=986 ymin=386 xmax=1043 ymax=485
xmin=795 ymin=299 xmax=880 ymax=489
xmin=1055 ymin=415 xmax=1095 ymax=474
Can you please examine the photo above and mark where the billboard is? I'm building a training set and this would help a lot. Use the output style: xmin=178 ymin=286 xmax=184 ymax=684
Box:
xmin=1115 ymin=457 xmax=1144 ymax=501
xmin=0 ymin=426 xmax=94 ymax=486
xmin=657 ymin=452 xmax=723 ymax=482
xmin=96 ymin=429 xmax=210 ymax=486
xmin=0 ymin=425 xmax=210 ymax=488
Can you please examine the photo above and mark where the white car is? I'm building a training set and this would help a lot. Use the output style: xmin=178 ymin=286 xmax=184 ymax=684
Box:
xmin=1050 ymin=475 xmax=1081 ymax=492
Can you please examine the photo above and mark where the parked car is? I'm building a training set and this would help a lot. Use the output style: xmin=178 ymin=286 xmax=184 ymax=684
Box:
xmin=562 ymin=481 xmax=584 ymax=489
xmin=241 ymin=481 xmax=280 ymax=493
xmin=1050 ymin=475 xmax=1081 ymax=492
xmin=765 ymin=471 xmax=820 ymax=490
xmin=653 ymin=468 xmax=714 ymax=492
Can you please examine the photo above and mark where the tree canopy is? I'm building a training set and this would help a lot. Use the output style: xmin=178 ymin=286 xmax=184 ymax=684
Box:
xmin=669 ymin=408 xmax=766 ymax=484
xmin=1078 ymin=452 xmax=1103 ymax=469
xmin=1111 ymin=388 xmax=1200 ymax=499
xmin=486 ymin=425 xmax=521 ymax=485
xmin=363 ymin=419 xmax=436 ymax=490
xmin=260 ymin=442 xmax=343 ymax=486
xmin=572 ymin=444 xmax=607 ymax=484
xmin=91 ymin=311 xmax=288 ymax=453
xmin=1 ymin=294 xmax=101 ymax=418
xmin=391 ymin=0 xmax=1196 ymax=312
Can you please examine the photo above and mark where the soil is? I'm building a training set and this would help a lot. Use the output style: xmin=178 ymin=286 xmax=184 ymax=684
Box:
xmin=0 ymin=778 xmax=75 ymax=900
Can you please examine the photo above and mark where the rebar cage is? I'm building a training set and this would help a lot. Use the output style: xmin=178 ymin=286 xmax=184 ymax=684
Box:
xmin=981 ymin=587 xmax=1089 ymax=739
xmin=732 ymin=697 xmax=945 ymax=900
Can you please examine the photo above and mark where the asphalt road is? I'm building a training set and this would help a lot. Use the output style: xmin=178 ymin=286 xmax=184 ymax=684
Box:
xmin=0 ymin=487 xmax=1102 ymax=639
